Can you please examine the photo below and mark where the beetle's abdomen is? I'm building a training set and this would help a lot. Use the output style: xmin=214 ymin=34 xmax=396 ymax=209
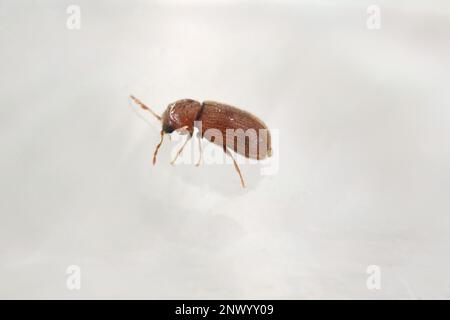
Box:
xmin=197 ymin=101 xmax=272 ymax=159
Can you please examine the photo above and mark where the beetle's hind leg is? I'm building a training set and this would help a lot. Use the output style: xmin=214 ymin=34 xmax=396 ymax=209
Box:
xmin=224 ymin=147 xmax=246 ymax=188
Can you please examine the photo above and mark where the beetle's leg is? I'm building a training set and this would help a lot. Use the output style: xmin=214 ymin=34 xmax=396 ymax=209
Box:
xmin=224 ymin=147 xmax=246 ymax=188
xmin=152 ymin=130 xmax=164 ymax=165
xmin=170 ymin=134 xmax=192 ymax=165
xmin=195 ymin=133 xmax=202 ymax=167
xmin=175 ymin=125 xmax=189 ymax=134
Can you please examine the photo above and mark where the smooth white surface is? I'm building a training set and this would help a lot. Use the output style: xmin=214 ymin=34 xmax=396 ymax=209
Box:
xmin=1 ymin=0 xmax=450 ymax=299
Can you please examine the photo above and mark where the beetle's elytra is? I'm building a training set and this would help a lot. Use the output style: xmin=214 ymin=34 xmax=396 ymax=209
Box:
xmin=130 ymin=95 xmax=272 ymax=188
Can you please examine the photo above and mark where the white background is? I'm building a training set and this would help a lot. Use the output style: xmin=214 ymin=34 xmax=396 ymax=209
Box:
xmin=1 ymin=0 xmax=450 ymax=299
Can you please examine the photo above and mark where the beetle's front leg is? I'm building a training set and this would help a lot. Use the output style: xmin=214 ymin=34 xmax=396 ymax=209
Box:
xmin=152 ymin=130 xmax=165 ymax=165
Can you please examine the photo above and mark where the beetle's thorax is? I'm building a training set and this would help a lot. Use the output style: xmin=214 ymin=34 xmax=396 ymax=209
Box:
xmin=161 ymin=99 xmax=202 ymax=133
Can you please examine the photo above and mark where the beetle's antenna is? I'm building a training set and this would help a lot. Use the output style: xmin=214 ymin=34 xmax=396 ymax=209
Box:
xmin=153 ymin=130 xmax=165 ymax=165
xmin=130 ymin=95 xmax=162 ymax=121
xmin=128 ymin=98 xmax=154 ymax=127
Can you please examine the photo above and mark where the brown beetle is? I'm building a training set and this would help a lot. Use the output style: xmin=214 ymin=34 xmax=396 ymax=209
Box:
xmin=130 ymin=95 xmax=272 ymax=187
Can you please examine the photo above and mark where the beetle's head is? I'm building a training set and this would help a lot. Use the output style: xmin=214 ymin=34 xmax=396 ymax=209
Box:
xmin=161 ymin=99 xmax=202 ymax=134
xmin=161 ymin=108 xmax=174 ymax=133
